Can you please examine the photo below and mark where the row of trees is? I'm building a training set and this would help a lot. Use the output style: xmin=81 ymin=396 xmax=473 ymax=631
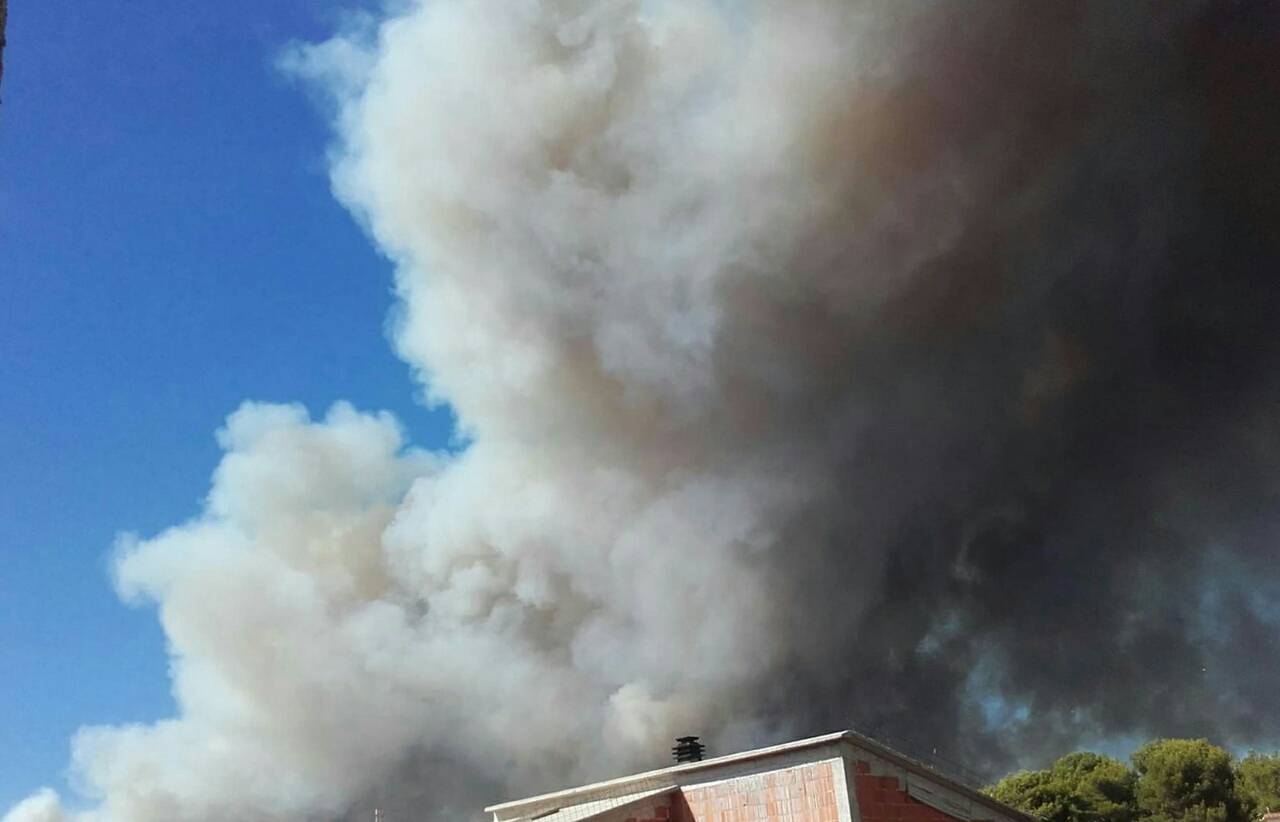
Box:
xmin=986 ymin=740 xmax=1280 ymax=822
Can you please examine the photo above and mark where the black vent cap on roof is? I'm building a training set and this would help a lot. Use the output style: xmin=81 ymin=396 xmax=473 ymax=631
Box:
xmin=672 ymin=736 xmax=706 ymax=763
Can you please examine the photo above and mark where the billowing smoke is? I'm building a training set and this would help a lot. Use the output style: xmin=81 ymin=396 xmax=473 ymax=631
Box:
xmin=9 ymin=1 xmax=1280 ymax=820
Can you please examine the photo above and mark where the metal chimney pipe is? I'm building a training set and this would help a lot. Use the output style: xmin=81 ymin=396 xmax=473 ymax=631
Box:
xmin=672 ymin=736 xmax=705 ymax=763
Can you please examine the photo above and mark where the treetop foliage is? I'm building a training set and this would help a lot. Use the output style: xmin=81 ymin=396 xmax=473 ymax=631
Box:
xmin=987 ymin=740 xmax=1280 ymax=822
xmin=1237 ymin=753 xmax=1280 ymax=817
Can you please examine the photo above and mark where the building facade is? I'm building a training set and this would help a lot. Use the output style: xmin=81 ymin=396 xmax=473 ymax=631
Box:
xmin=485 ymin=731 xmax=1035 ymax=822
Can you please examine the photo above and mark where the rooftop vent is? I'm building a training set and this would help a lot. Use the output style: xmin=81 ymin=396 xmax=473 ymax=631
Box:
xmin=672 ymin=736 xmax=706 ymax=764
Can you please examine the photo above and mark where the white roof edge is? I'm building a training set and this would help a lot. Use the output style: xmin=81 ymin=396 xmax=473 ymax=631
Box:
xmin=505 ymin=786 xmax=680 ymax=822
xmin=837 ymin=730 xmax=1037 ymax=822
xmin=486 ymin=729 xmax=1036 ymax=822
xmin=485 ymin=731 xmax=849 ymax=814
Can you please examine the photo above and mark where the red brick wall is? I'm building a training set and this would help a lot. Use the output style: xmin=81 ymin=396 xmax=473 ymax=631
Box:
xmin=852 ymin=761 xmax=957 ymax=822
xmin=605 ymin=758 xmax=972 ymax=822
xmin=666 ymin=761 xmax=840 ymax=822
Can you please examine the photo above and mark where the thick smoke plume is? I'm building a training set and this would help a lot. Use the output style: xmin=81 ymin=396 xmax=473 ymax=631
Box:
xmin=8 ymin=1 xmax=1280 ymax=820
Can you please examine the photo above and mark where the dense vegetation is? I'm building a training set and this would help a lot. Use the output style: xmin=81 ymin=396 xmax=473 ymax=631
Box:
xmin=987 ymin=740 xmax=1280 ymax=822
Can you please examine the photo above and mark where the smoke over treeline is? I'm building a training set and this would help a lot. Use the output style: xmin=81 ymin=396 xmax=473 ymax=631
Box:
xmin=7 ymin=1 xmax=1280 ymax=821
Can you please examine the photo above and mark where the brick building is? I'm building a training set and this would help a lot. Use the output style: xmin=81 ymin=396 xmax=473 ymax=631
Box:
xmin=485 ymin=731 xmax=1034 ymax=822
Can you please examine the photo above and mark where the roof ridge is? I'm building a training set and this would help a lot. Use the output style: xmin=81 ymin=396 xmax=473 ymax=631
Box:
xmin=484 ymin=730 xmax=1037 ymax=822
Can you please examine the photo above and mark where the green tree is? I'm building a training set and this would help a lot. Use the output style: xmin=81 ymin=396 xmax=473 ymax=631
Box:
xmin=988 ymin=752 xmax=1138 ymax=822
xmin=1132 ymin=739 xmax=1245 ymax=822
xmin=1236 ymin=753 xmax=1280 ymax=819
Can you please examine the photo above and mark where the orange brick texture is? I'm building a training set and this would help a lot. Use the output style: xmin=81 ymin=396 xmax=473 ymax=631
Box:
xmin=852 ymin=761 xmax=958 ymax=822
xmin=662 ymin=762 xmax=841 ymax=822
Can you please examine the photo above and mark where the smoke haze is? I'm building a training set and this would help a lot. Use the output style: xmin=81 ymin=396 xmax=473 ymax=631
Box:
xmin=8 ymin=1 xmax=1280 ymax=820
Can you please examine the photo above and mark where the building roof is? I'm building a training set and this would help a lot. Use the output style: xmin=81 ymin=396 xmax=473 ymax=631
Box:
xmin=485 ymin=730 xmax=1036 ymax=822
xmin=506 ymin=786 xmax=679 ymax=822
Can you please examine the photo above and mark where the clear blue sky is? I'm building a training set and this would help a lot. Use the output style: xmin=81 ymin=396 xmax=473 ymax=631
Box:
xmin=0 ymin=1 xmax=454 ymax=810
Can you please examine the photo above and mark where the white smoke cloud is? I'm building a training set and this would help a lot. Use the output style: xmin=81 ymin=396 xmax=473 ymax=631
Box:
xmin=27 ymin=2 xmax=907 ymax=816
xmin=16 ymin=0 xmax=1275 ymax=819
xmin=2 ymin=790 xmax=66 ymax=822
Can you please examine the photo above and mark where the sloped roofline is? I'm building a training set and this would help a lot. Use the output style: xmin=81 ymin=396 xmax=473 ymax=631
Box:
xmin=485 ymin=730 xmax=1036 ymax=822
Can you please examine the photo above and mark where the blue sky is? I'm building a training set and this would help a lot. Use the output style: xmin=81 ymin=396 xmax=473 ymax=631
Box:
xmin=0 ymin=1 xmax=454 ymax=809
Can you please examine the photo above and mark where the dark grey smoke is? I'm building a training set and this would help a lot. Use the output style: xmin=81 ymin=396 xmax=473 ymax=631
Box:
xmin=754 ymin=0 xmax=1280 ymax=775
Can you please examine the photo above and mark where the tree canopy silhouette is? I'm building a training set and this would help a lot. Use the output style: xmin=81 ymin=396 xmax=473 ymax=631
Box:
xmin=989 ymin=741 xmax=1280 ymax=822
